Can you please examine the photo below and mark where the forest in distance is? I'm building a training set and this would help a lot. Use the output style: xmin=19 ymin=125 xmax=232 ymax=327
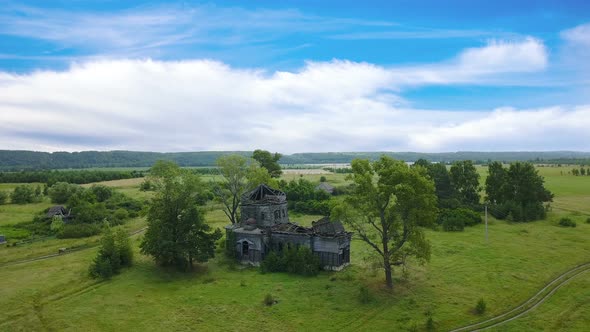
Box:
xmin=1 ymin=150 xmax=590 ymax=170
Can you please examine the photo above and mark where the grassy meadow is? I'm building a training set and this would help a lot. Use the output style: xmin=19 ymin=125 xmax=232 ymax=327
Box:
xmin=0 ymin=165 xmax=589 ymax=331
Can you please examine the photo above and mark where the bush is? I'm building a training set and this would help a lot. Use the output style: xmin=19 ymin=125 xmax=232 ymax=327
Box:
xmin=263 ymin=293 xmax=276 ymax=306
xmin=586 ymin=217 xmax=590 ymax=224
xmin=558 ymin=217 xmax=576 ymax=228
xmin=113 ymin=208 xmax=129 ymax=222
xmin=58 ymin=223 xmax=102 ymax=238
xmin=260 ymin=245 xmax=320 ymax=276
xmin=425 ymin=316 xmax=435 ymax=332
xmin=438 ymin=208 xmax=481 ymax=232
xmin=11 ymin=185 xmax=41 ymax=204
xmin=358 ymin=285 xmax=372 ymax=304
xmin=319 ymin=176 xmax=327 ymax=182
xmin=89 ymin=228 xmax=133 ymax=279
xmin=0 ymin=190 xmax=8 ymax=205
xmin=48 ymin=182 xmax=82 ymax=204
xmin=475 ymin=298 xmax=487 ymax=315
xmin=50 ymin=216 xmax=65 ymax=233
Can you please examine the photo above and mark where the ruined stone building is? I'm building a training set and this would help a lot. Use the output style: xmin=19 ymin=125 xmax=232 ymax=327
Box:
xmin=225 ymin=184 xmax=352 ymax=270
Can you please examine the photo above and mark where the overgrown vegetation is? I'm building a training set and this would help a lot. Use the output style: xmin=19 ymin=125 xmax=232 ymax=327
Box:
xmin=280 ymin=178 xmax=332 ymax=215
xmin=89 ymin=228 xmax=133 ymax=279
xmin=475 ymin=298 xmax=487 ymax=315
xmin=558 ymin=217 xmax=576 ymax=228
xmin=260 ymin=245 xmax=320 ymax=276
xmin=438 ymin=208 xmax=482 ymax=232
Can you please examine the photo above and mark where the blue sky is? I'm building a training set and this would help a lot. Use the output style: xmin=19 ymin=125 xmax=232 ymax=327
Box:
xmin=0 ymin=0 xmax=589 ymax=152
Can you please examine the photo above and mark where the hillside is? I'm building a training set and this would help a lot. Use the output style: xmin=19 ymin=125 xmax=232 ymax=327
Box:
xmin=1 ymin=150 xmax=590 ymax=170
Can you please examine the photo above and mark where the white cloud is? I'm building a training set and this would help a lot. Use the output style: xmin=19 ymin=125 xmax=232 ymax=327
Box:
xmin=561 ymin=23 xmax=590 ymax=46
xmin=0 ymin=53 xmax=588 ymax=153
xmin=391 ymin=37 xmax=548 ymax=86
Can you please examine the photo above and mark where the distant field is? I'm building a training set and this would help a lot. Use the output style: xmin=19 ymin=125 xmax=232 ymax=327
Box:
xmin=0 ymin=165 xmax=589 ymax=331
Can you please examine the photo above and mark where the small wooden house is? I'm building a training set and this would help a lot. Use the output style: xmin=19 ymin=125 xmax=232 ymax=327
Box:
xmin=46 ymin=206 xmax=71 ymax=221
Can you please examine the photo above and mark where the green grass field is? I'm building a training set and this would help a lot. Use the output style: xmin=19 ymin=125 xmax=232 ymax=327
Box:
xmin=0 ymin=166 xmax=589 ymax=331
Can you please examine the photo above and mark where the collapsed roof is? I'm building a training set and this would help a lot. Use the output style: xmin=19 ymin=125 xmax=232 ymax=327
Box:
xmin=242 ymin=184 xmax=286 ymax=205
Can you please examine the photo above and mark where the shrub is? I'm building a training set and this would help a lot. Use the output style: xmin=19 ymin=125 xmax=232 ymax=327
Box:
xmin=58 ymin=223 xmax=101 ymax=238
xmin=358 ymin=285 xmax=372 ymax=304
xmin=475 ymin=298 xmax=487 ymax=315
xmin=48 ymin=182 xmax=82 ymax=204
xmin=89 ymin=228 xmax=133 ymax=279
xmin=113 ymin=208 xmax=129 ymax=222
xmin=438 ymin=208 xmax=481 ymax=231
xmin=558 ymin=217 xmax=576 ymax=228
xmin=11 ymin=185 xmax=41 ymax=204
xmin=425 ymin=317 xmax=436 ymax=332
xmin=0 ymin=191 xmax=8 ymax=205
xmin=260 ymin=246 xmax=320 ymax=276
xmin=586 ymin=217 xmax=590 ymax=224
xmin=263 ymin=293 xmax=276 ymax=306
xmin=50 ymin=216 xmax=65 ymax=233
xmin=319 ymin=176 xmax=327 ymax=182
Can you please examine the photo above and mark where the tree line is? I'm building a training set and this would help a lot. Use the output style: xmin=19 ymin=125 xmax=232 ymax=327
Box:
xmin=0 ymin=169 xmax=144 ymax=185
xmin=2 ymin=149 xmax=590 ymax=170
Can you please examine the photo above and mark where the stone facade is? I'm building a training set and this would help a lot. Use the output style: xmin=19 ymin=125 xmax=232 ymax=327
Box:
xmin=226 ymin=184 xmax=352 ymax=270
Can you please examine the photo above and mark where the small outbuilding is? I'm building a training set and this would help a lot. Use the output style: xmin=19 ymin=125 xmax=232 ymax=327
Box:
xmin=315 ymin=182 xmax=335 ymax=195
xmin=46 ymin=206 xmax=71 ymax=221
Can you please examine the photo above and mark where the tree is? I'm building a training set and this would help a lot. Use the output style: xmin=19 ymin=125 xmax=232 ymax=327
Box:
xmin=48 ymin=182 xmax=82 ymax=204
xmin=213 ymin=155 xmax=250 ymax=225
xmin=89 ymin=228 xmax=133 ymax=279
xmin=450 ymin=160 xmax=480 ymax=206
xmin=485 ymin=161 xmax=507 ymax=204
xmin=581 ymin=167 xmax=586 ymax=176
xmin=504 ymin=162 xmax=553 ymax=221
xmin=0 ymin=191 xmax=7 ymax=205
xmin=252 ymin=149 xmax=282 ymax=178
xmin=333 ymin=156 xmax=437 ymax=288
xmin=11 ymin=185 xmax=39 ymax=204
xmin=412 ymin=161 xmax=454 ymax=208
xmin=214 ymin=155 xmax=276 ymax=225
xmin=485 ymin=162 xmax=553 ymax=221
xmin=140 ymin=161 xmax=221 ymax=270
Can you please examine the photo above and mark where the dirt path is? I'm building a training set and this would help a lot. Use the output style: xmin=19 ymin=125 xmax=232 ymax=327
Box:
xmin=449 ymin=261 xmax=590 ymax=331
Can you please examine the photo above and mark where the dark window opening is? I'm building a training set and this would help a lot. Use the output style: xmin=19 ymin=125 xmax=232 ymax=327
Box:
xmin=242 ymin=241 xmax=249 ymax=256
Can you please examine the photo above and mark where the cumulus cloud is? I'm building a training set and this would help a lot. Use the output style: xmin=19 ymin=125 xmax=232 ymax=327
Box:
xmin=0 ymin=48 xmax=587 ymax=153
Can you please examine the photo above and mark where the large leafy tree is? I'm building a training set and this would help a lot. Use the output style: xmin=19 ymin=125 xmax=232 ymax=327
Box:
xmin=213 ymin=155 xmax=276 ymax=224
xmin=140 ymin=161 xmax=221 ymax=270
xmin=252 ymin=149 xmax=282 ymax=178
xmin=449 ymin=160 xmax=481 ymax=206
xmin=333 ymin=156 xmax=437 ymax=288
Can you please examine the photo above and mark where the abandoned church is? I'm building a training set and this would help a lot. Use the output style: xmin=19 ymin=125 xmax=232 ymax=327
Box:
xmin=225 ymin=184 xmax=352 ymax=270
